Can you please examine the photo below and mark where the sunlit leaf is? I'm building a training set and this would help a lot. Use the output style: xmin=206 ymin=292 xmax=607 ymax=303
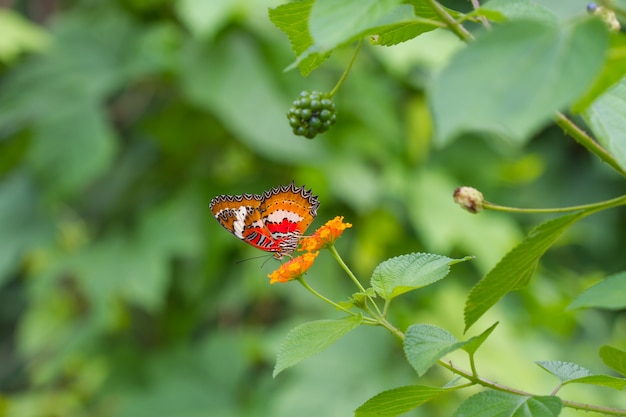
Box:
xmin=462 ymin=322 xmax=499 ymax=355
xmin=0 ymin=9 xmax=50 ymax=63
xmin=452 ymin=391 xmax=562 ymax=417
xmin=600 ymin=345 xmax=626 ymax=376
xmin=569 ymin=271 xmax=626 ymax=310
xmin=274 ymin=315 xmax=362 ymax=377
xmin=370 ymin=252 xmax=468 ymax=300
xmin=536 ymin=360 xmax=592 ymax=382
xmin=355 ymin=385 xmax=446 ymax=417
xmin=465 ymin=211 xmax=588 ymax=331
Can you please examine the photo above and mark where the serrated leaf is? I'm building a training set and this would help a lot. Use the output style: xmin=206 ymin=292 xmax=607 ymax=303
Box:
xmin=536 ymin=361 xmax=592 ymax=382
xmin=569 ymin=271 xmax=626 ymax=310
xmin=600 ymin=345 xmax=626 ymax=376
xmin=292 ymin=0 xmax=416 ymax=65
xmin=452 ymin=391 xmax=562 ymax=417
xmin=464 ymin=211 xmax=587 ymax=331
xmin=403 ymin=324 xmax=466 ymax=376
xmin=273 ymin=315 xmax=362 ymax=377
xmin=431 ymin=17 xmax=608 ymax=146
xmin=462 ymin=322 xmax=499 ymax=355
xmin=476 ymin=0 xmax=557 ymax=24
xmin=355 ymin=385 xmax=446 ymax=417
xmin=370 ymin=252 xmax=462 ymax=301
xmin=582 ymin=78 xmax=626 ymax=172
xmin=370 ymin=0 xmax=461 ymax=46
xmin=268 ymin=0 xmax=329 ymax=76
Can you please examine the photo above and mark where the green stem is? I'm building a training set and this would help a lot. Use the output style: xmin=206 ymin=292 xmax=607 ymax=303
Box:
xmin=329 ymin=39 xmax=362 ymax=98
xmin=554 ymin=112 xmax=626 ymax=177
xmin=378 ymin=318 xmax=405 ymax=340
xmin=483 ymin=194 xmax=626 ymax=214
xmin=328 ymin=245 xmax=365 ymax=292
xmin=439 ymin=360 xmax=626 ymax=416
xmin=425 ymin=0 xmax=474 ymax=42
xmin=469 ymin=0 xmax=491 ymax=30
xmin=297 ymin=277 xmax=356 ymax=315
xmin=327 ymin=245 xmax=384 ymax=317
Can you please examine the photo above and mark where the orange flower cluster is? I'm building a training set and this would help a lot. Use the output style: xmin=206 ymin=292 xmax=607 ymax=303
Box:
xmin=267 ymin=216 xmax=352 ymax=284
xmin=268 ymin=252 xmax=318 ymax=284
xmin=299 ymin=216 xmax=352 ymax=252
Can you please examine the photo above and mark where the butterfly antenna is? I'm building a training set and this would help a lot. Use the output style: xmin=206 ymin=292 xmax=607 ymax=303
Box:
xmin=234 ymin=254 xmax=274 ymax=265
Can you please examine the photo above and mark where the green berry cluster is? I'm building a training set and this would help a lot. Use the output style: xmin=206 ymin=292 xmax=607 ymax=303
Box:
xmin=287 ymin=90 xmax=337 ymax=139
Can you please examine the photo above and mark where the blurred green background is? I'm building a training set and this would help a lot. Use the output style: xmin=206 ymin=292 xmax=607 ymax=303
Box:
xmin=0 ymin=0 xmax=625 ymax=416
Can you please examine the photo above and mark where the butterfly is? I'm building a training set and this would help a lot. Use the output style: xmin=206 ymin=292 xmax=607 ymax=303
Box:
xmin=210 ymin=182 xmax=320 ymax=258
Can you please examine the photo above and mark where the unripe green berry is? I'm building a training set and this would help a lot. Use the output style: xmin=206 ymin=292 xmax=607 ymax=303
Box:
xmin=286 ymin=89 xmax=337 ymax=139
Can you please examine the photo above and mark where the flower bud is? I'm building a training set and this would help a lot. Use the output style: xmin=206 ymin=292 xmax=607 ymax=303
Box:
xmin=453 ymin=186 xmax=484 ymax=214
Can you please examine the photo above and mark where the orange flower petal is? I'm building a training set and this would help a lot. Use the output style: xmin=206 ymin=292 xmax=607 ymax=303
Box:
xmin=268 ymin=252 xmax=319 ymax=284
xmin=299 ymin=216 xmax=352 ymax=252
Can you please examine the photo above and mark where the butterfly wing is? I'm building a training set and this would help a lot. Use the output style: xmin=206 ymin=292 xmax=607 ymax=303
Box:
xmin=260 ymin=183 xmax=320 ymax=254
xmin=210 ymin=193 xmax=283 ymax=253
xmin=210 ymin=183 xmax=320 ymax=258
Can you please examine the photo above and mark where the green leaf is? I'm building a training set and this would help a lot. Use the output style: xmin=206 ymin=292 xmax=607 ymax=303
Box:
xmin=371 ymin=0 xmax=461 ymax=46
xmin=569 ymin=271 xmax=626 ymax=310
xmin=0 ymin=173 xmax=54 ymax=287
xmin=0 ymin=9 xmax=50 ymax=63
xmin=476 ymin=0 xmax=558 ymax=24
xmin=582 ymin=78 xmax=626 ymax=172
xmin=268 ymin=0 xmax=329 ymax=76
xmin=565 ymin=375 xmax=626 ymax=390
xmin=355 ymin=385 xmax=446 ymax=417
xmin=273 ymin=315 xmax=362 ymax=377
xmin=370 ymin=252 xmax=467 ymax=301
xmin=464 ymin=211 xmax=587 ymax=331
xmin=536 ymin=360 xmax=626 ymax=389
xmin=431 ymin=17 xmax=609 ymax=146
xmin=573 ymin=33 xmax=626 ymax=112
xmin=452 ymin=391 xmax=562 ymax=417
xmin=462 ymin=322 xmax=499 ymax=355
xmin=293 ymin=0 xmax=416 ymax=66
xmin=180 ymin=33 xmax=326 ymax=163
xmin=600 ymin=345 xmax=626 ymax=376
xmin=536 ymin=360 xmax=592 ymax=382
xmin=403 ymin=324 xmax=466 ymax=376
xmin=26 ymin=105 xmax=117 ymax=200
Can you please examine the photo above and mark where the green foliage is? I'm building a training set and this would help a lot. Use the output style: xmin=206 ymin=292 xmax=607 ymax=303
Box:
xmin=583 ymin=79 xmax=626 ymax=171
xmin=370 ymin=252 xmax=470 ymax=301
xmin=600 ymin=346 xmax=626 ymax=376
xmin=404 ymin=324 xmax=468 ymax=376
xmin=355 ymin=385 xmax=446 ymax=417
xmin=0 ymin=9 xmax=50 ymax=63
xmin=536 ymin=360 xmax=626 ymax=389
xmin=569 ymin=271 xmax=626 ymax=310
xmin=464 ymin=211 xmax=588 ymax=331
xmin=452 ymin=392 xmax=562 ymax=417
xmin=431 ymin=18 xmax=608 ymax=146
xmin=273 ymin=314 xmax=362 ymax=377
xmin=2 ymin=0 xmax=626 ymax=416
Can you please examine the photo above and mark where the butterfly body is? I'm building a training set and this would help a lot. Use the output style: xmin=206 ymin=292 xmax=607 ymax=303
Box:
xmin=210 ymin=183 xmax=319 ymax=258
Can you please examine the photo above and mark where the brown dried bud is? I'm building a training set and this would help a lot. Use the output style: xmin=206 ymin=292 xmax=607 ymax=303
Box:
xmin=453 ymin=186 xmax=484 ymax=214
